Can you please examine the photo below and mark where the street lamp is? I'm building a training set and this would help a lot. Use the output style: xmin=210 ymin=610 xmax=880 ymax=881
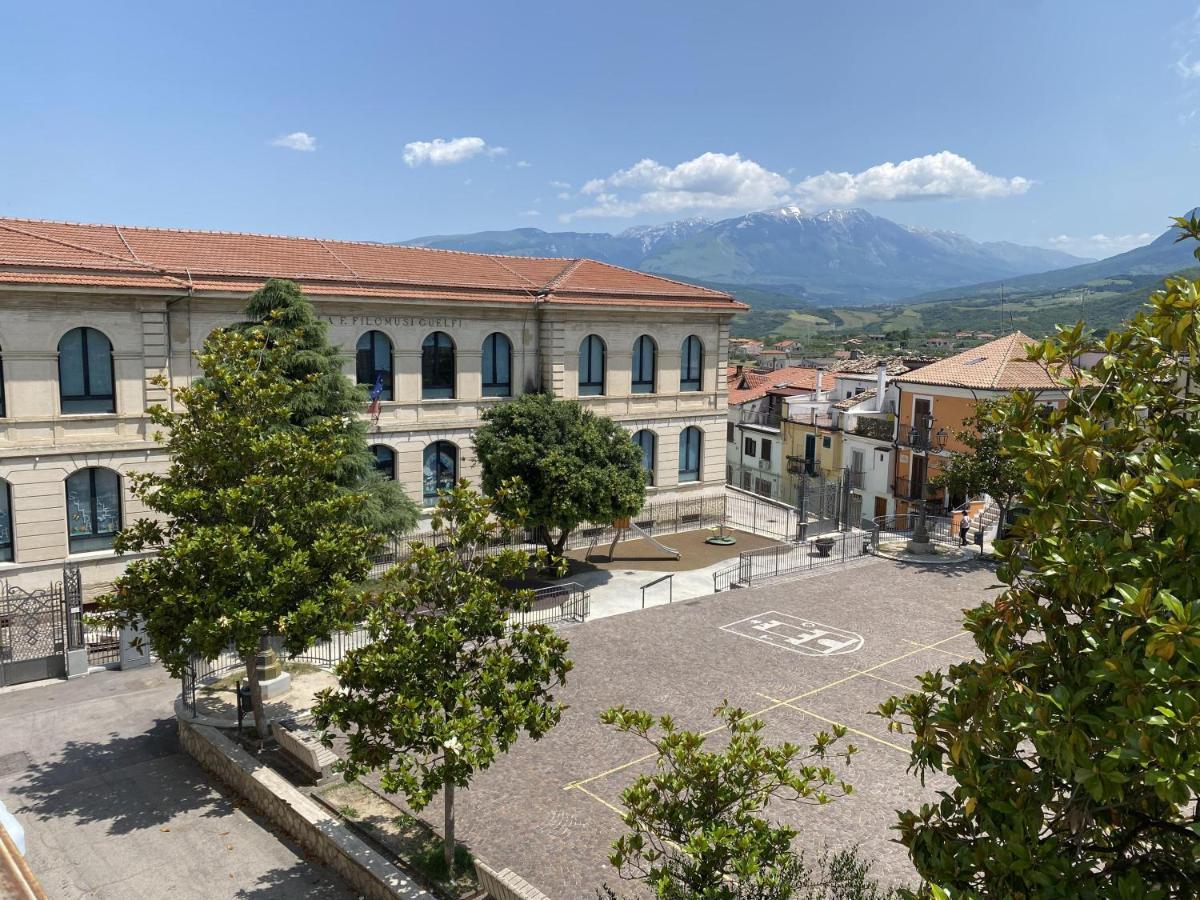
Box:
xmin=908 ymin=415 xmax=947 ymax=552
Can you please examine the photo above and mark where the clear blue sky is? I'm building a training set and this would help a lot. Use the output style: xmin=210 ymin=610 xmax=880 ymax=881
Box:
xmin=1 ymin=1 xmax=1195 ymax=257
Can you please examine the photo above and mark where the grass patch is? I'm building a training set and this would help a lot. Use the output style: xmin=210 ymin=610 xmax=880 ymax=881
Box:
xmin=317 ymin=781 xmax=480 ymax=897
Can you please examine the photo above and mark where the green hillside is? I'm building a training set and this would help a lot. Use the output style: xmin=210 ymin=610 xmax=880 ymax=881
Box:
xmin=731 ymin=269 xmax=1198 ymax=346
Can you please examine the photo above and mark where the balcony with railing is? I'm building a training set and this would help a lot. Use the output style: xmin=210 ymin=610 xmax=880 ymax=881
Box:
xmin=739 ymin=406 xmax=781 ymax=430
xmin=895 ymin=415 xmax=948 ymax=452
xmin=786 ymin=455 xmax=818 ymax=476
xmin=893 ymin=476 xmax=944 ymax=503
xmin=846 ymin=468 xmax=865 ymax=490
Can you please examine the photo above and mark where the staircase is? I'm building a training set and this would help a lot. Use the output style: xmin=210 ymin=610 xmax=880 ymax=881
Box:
xmin=973 ymin=496 xmax=1002 ymax=539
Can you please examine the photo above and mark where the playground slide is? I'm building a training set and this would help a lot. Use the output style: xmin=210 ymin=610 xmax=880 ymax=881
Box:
xmin=618 ymin=522 xmax=681 ymax=559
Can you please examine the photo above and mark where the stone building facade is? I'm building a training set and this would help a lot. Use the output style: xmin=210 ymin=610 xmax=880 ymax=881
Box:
xmin=0 ymin=217 xmax=745 ymax=592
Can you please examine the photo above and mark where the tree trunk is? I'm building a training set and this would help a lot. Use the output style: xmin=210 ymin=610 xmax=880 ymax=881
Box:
xmin=245 ymin=635 xmax=269 ymax=740
xmin=443 ymin=776 xmax=456 ymax=878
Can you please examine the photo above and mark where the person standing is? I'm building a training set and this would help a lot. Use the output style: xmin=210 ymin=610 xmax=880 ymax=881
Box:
xmin=959 ymin=512 xmax=972 ymax=546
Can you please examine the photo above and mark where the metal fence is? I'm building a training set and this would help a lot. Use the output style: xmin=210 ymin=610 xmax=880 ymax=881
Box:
xmin=871 ymin=513 xmax=956 ymax=548
xmin=734 ymin=530 xmax=872 ymax=587
xmin=510 ymin=582 xmax=590 ymax=627
xmin=371 ymin=492 xmax=791 ymax=577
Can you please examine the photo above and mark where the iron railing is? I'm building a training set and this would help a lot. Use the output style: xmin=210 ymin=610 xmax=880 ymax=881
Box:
xmin=640 ymin=573 xmax=673 ymax=608
xmin=893 ymin=477 xmax=944 ymax=503
xmin=733 ymin=531 xmax=871 ymax=586
xmin=870 ymin=513 xmax=956 ymax=549
xmin=511 ymin=582 xmax=590 ymax=627
xmin=739 ymin=407 xmax=782 ymax=429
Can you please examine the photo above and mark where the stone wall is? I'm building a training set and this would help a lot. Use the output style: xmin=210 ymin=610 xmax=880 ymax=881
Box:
xmin=177 ymin=717 xmax=429 ymax=900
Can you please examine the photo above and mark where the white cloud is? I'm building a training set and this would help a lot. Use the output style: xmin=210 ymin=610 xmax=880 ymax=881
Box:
xmin=516 ymin=160 xmax=532 ymax=168
xmin=271 ymin=131 xmax=316 ymax=152
xmin=556 ymin=192 xmax=571 ymax=200
xmin=549 ymin=180 xmax=571 ymax=189
xmin=1177 ymin=56 xmax=1200 ymax=79
xmin=519 ymin=209 xmax=541 ymax=217
xmin=1047 ymin=232 xmax=1155 ymax=257
xmin=402 ymin=136 xmax=507 ymax=167
xmin=564 ymin=151 xmax=791 ymax=221
xmin=792 ymin=151 xmax=1031 ymax=206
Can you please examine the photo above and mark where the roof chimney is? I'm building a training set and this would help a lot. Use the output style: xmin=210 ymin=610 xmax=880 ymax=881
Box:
xmin=876 ymin=363 xmax=887 ymax=401
xmin=815 ymin=370 xmax=823 ymax=396
xmin=735 ymin=364 xmax=744 ymax=377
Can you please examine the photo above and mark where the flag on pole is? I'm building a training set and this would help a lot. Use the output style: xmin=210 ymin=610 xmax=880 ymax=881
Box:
xmin=367 ymin=374 xmax=384 ymax=426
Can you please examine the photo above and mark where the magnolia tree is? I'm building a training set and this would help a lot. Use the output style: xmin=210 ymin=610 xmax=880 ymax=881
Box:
xmin=598 ymin=703 xmax=857 ymax=899
xmin=473 ymin=393 xmax=646 ymax=556
xmin=101 ymin=325 xmax=377 ymax=738
xmin=312 ymin=483 xmax=573 ymax=875
xmin=880 ymin=217 xmax=1200 ymax=896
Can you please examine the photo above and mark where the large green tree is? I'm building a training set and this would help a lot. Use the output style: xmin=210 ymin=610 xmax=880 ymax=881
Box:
xmin=312 ymin=483 xmax=573 ymax=875
xmin=473 ymin=393 xmax=646 ymax=556
xmin=879 ymin=218 xmax=1200 ymax=897
xmin=599 ymin=703 xmax=856 ymax=899
xmin=930 ymin=399 xmax=1024 ymax=535
xmin=101 ymin=325 xmax=377 ymax=738
xmin=236 ymin=278 xmax=418 ymax=536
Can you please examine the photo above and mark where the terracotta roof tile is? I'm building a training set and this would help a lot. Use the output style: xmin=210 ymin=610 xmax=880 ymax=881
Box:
xmin=895 ymin=332 xmax=1059 ymax=390
xmin=0 ymin=216 xmax=747 ymax=310
xmin=728 ymin=365 xmax=820 ymax=405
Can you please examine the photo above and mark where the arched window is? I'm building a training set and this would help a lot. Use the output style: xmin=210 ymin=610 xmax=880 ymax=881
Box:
xmin=579 ymin=335 xmax=606 ymax=396
xmin=65 ymin=467 xmax=121 ymax=552
xmin=422 ymin=441 xmax=457 ymax=506
xmin=59 ymin=327 xmax=115 ymax=413
xmin=356 ymin=331 xmax=394 ymax=402
xmin=369 ymin=444 xmax=395 ymax=480
xmin=482 ymin=332 xmax=512 ymax=398
xmin=422 ymin=332 xmax=456 ymax=399
xmin=678 ymin=427 xmax=702 ymax=483
xmin=632 ymin=429 xmax=657 ymax=486
xmin=0 ymin=479 xmax=12 ymax=562
xmin=631 ymin=336 xmax=657 ymax=394
xmin=680 ymin=335 xmax=704 ymax=392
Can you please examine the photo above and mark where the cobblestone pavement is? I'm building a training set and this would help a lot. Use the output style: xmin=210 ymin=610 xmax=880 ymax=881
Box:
xmin=0 ymin=666 xmax=356 ymax=899
xmin=369 ymin=555 xmax=1003 ymax=898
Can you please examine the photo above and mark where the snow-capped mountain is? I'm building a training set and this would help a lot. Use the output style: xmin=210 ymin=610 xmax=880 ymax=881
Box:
xmin=402 ymin=207 xmax=1091 ymax=304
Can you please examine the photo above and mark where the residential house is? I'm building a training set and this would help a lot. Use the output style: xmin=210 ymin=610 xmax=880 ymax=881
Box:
xmin=726 ymin=365 xmax=819 ymax=499
xmin=891 ymin=332 xmax=1065 ymax=519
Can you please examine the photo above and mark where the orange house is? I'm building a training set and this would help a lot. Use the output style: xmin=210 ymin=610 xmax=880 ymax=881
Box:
xmin=891 ymin=332 xmax=1064 ymax=516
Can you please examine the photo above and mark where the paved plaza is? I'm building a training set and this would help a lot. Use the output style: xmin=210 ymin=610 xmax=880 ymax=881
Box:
xmin=382 ymin=555 xmax=1003 ymax=897
xmin=0 ymin=666 xmax=355 ymax=899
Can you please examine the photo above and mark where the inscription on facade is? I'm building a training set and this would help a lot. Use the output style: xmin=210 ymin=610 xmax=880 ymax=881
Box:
xmin=319 ymin=315 xmax=466 ymax=329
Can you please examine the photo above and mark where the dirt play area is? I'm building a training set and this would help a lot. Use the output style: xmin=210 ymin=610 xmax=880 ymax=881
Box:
xmin=563 ymin=526 xmax=781 ymax=572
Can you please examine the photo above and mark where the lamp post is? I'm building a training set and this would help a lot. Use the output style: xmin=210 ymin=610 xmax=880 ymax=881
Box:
xmin=908 ymin=414 xmax=948 ymax=552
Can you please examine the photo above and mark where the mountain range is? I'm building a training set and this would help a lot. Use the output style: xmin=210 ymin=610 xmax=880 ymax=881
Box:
xmin=402 ymin=207 xmax=1093 ymax=305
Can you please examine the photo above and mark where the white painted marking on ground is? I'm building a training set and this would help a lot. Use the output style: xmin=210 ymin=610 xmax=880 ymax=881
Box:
xmin=720 ymin=611 xmax=864 ymax=657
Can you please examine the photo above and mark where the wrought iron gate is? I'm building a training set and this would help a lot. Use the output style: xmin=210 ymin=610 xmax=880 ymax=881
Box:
xmin=0 ymin=568 xmax=81 ymax=687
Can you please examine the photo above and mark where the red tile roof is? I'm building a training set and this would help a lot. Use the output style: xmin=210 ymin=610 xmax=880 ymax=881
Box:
xmin=728 ymin=365 xmax=820 ymax=405
xmin=895 ymin=332 xmax=1060 ymax=390
xmin=0 ymin=216 xmax=746 ymax=310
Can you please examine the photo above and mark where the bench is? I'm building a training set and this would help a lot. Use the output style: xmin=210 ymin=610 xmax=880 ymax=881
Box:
xmin=271 ymin=717 xmax=338 ymax=781
xmin=475 ymin=860 xmax=551 ymax=900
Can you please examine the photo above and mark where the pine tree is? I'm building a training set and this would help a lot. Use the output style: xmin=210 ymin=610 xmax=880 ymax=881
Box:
xmin=236 ymin=279 xmax=418 ymax=536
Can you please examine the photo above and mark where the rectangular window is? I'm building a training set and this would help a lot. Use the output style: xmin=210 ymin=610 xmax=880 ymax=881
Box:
xmin=744 ymin=437 xmax=757 ymax=458
xmin=761 ymin=440 xmax=772 ymax=462
xmin=741 ymin=471 xmax=752 ymax=489
xmin=727 ymin=422 xmax=734 ymax=443
xmin=851 ymin=449 xmax=865 ymax=474
xmin=822 ymin=435 xmax=831 ymax=449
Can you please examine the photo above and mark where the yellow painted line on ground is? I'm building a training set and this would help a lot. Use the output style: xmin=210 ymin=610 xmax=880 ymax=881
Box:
xmin=757 ymin=693 xmax=910 ymax=755
xmin=564 ymin=629 xmax=967 ymax=794
xmin=903 ymin=638 xmax=972 ymax=660
xmin=570 ymin=782 xmax=628 ymax=818
xmin=851 ymin=669 xmax=917 ymax=693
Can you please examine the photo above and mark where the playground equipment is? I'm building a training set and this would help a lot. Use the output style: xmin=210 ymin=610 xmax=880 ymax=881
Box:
xmin=607 ymin=516 xmax=681 ymax=560
xmin=705 ymin=522 xmax=737 ymax=546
